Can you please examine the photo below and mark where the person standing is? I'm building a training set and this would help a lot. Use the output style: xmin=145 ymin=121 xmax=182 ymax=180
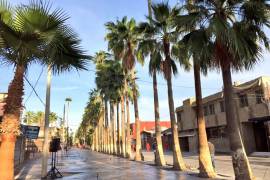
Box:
xmin=146 ymin=142 xmax=150 ymax=152
xmin=208 ymin=141 xmax=215 ymax=169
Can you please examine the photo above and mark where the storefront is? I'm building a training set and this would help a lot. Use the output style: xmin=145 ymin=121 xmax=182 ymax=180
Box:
xmin=249 ymin=116 xmax=270 ymax=152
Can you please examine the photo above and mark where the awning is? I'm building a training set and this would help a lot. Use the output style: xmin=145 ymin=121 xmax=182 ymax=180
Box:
xmin=141 ymin=130 xmax=155 ymax=134
xmin=249 ymin=116 xmax=270 ymax=123
xmin=179 ymin=131 xmax=195 ymax=137
xmin=161 ymin=128 xmax=195 ymax=137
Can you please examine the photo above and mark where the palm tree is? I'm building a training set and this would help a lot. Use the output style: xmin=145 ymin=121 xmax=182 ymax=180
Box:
xmin=0 ymin=2 xmax=88 ymax=178
xmin=138 ymin=2 xmax=190 ymax=170
xmin=95 ymin=54 xmax=125 ymax=156
xmin=94 ymin=51 xmax=111 ymax=153
xmin=82 ymin=89 xmax=104 ymax=151
xmin=125 ymin=87 xmax=131 ymax=158
xmin=109 ymin=100 xmax=116 ymax=154
xmin=116 ymin=100 xmax=121 ymax=155
xmin=169 ymin=0 xmax=216 ymax=177
xmin=176 ymin=0 xmax=270 ymax=178
xmin=175 ymin=28 xmax=216 ymax=177
xmin=136 ymin=0 xmax=168 ymax=166
xmin=123 ymin=72 xmax=134 ymax=158
xmin=105 ymin=17 xmax=143 ymax=161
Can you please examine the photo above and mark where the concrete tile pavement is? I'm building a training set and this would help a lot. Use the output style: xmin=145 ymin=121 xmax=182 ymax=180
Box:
xmin=15 ymin=148 xmax=226 ymax=180
xmin=138 ymin=151 xmax=270 ymax=180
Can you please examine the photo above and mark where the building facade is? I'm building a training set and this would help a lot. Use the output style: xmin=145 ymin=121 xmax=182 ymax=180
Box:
xmin=130 ymin=121 xmax=171 ymax=151
xmin=175 ymin=76 xmax=270 ymax=154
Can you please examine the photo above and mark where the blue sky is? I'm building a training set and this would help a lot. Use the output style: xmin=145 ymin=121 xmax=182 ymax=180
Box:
xmin=1 ymin=0 xmax=270 ymax=132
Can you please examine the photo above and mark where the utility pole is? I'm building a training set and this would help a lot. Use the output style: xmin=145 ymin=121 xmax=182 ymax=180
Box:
xmin=41 ymin=65 xmax=52 ymax=177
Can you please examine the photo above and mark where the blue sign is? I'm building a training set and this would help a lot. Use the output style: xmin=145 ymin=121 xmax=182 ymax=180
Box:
xmin=22 ymin=125 xmax=40 ymax=139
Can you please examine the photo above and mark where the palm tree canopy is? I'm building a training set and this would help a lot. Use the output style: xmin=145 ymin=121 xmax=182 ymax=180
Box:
xmin=137 ymin=2 xmax=191 ymax=78
xmin=175 ymin=0 xmax=270 ymax=71
xmin=95 ymin=57 xmax=125 ymax=102
xmin=137 ymin=22 xmax=163 ymax=76
xmin=65 ymin=97 xmax=72 ymax=102
xmin=174 ymin=27 xmax=214 ymax=75
xmin=91 ymin=51 xmax=112 ymax=65
xmin=83 ymin=89 xmax=103 ymax=127
xmin=0 ymin=1 xmax=89 ymax=73
xmin=105 ymin=16 xmax=143 ymax=71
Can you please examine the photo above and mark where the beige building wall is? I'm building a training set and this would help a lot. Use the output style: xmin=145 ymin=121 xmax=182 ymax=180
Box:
xmin=176 ymin=76 xmax=270 ymax=153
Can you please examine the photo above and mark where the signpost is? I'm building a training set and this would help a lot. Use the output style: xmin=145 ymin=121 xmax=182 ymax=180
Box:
xmin=22 ymin=125 xmax=40 ymax=139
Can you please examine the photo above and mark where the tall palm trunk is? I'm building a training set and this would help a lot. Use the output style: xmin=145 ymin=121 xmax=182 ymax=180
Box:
xmin=103 ymin=126 xmax=105 ymax=153
xmin=125 ymin=93 xmax=131 ymax=158
xmin=110 ymin=102 xmax=116 ymax=154
xmin=113 ymin=103 xmax=117 ymax=154
xmin=163 ymin=40 xmax=186 ymax=170
xmin=101 ymin=110 xmax=105 ymax=152
xmin=96 ymin=127 xmax=99 ymax=151
xmin=95 ymin=128 xmax=98 ymax=151
xmin=132 ymin=70 xmax=142 ymax=161
xmin=221 ymin=63 xmax=254 ymax=180
xmin=153 ymin=69 xmax=166 ymax=166
xmin=121 ymin=96 xmax=126 ymax=157
xmin=0 ymin=65 xmax=24 ymax=180
xmin=147 ymin=0 xmax=165 ymax=165
xmin=92 ymin=131 xmax=95 ymax=151
xmin=107 ymin=127 xmax=109 ymax=154
xmin=117 ymin=103 xmax=121 ymax=155
xmin=193 ymin=62 xmax=216 ymax=177
xmin=104 ymin=100 xmax=109 ymax=153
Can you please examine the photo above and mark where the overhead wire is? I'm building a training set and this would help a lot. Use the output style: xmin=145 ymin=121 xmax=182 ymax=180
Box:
xmin=136 ymin=79 xmax=220 ymax=90
xmin=24 ymin=75 xmax=46 ymax=106
xmin=24 ymin=68 xmax=44 ymax=105
xmin=89 ymin=68 xmax=221 ymax=90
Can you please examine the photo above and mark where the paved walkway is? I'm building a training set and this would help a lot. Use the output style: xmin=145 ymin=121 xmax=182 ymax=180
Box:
xmin=137 ymin=151 xmax=270 ymax=180
xmin=15 ymin=148 xmax=225 ymax=180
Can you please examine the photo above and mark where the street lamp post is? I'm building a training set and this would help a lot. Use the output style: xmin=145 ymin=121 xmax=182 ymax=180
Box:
xmin=65 ymin=98 xmax=72 ymax=149
xmin=41 ymin=65 xmax=52 ymax=177
xmin=62 ymin=104 xmax=66 ymax=145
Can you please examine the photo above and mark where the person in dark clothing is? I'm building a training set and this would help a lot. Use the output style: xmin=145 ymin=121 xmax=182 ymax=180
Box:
xmin=152 ymin=142 xmax=156 ymax=151
xmin=208 ymin=141 xmax=215 ymax=169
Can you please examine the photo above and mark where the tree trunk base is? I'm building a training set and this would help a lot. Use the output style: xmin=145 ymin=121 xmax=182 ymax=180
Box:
xmin=0 ymin=134 xmax=16 ymax=180
xmin=232 ymin=149 xmax=255 ymax=180
xmin=135 ymin=152 xmax=142 ymax=161
xmin=198 ymin=152 xmax=216 ymax=178
xmin=173 ymin=149 xmax=186 ymax=171
xmin=199 ymin=171 xmax=216 ymax=178
xmin=155 ymin=146 xmax=165 ymax=166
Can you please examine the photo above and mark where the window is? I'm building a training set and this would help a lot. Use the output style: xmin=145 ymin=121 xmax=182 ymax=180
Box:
xmin=255 ymin=90 xmax=263 ymax=104
xmin=220 ymin=101 xmax=225 ymax=112
xmin=206 ymin=126 xmax=227 ymax=139
xmin=239 ymin=94 xmax=248 ymax=107
xmin=204 ymin=106 xmax=208 ymax=116
xmin=177 ymin=112 xmax=182 ymax=122
xmin=209 ymin=104 xmax=215 ymax=115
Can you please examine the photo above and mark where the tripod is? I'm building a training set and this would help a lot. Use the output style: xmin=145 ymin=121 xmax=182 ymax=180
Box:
xmin=46 ymin=151 xmax=63 ymax=179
